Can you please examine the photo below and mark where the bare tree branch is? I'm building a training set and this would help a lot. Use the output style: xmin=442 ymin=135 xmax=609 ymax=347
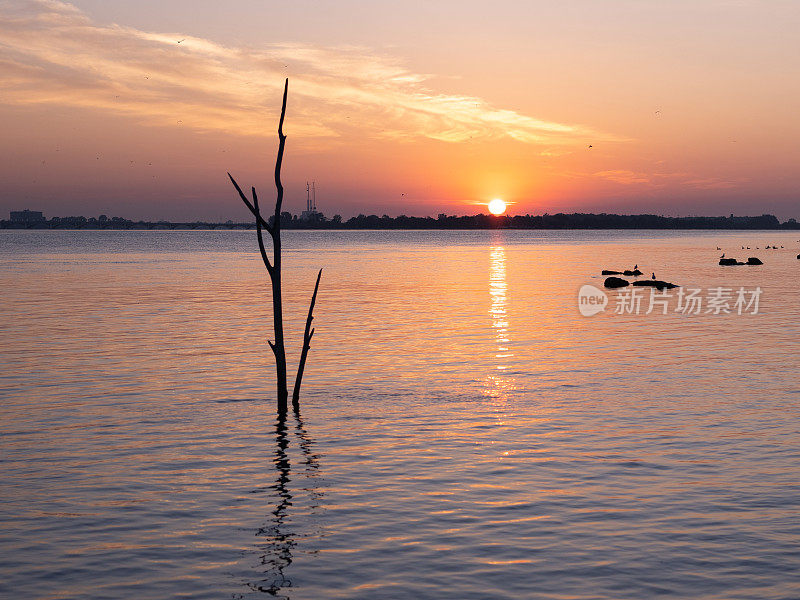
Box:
xmin=274 ymin=79 xmax=288 ymax=221
xmin=292 ymin=268 xmax=322 ymax=407
xmin=252 ymin=186 xmax=274 ymax=276
xmin=228 ymin=172 xmax=272 ymax=231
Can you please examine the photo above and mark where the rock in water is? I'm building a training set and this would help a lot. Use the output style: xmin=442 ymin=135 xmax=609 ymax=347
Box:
xmin=719 ymin=258 xmax=743 ymax=266
xmin=623 ymin=269 xmax=643 ymax=276
xmin=746 ymin=257 xmax=763 ymax=265
xmin=604 ymin=276 xmax=629 ymax=289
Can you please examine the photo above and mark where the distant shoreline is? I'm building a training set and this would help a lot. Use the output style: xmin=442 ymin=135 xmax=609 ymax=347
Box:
xmin=3 ymin=212 xmax=799 ymax=230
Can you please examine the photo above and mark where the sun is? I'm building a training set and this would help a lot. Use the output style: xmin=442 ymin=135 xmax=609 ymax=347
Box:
xmin=488 ymin=198 xmax=507 ymax=216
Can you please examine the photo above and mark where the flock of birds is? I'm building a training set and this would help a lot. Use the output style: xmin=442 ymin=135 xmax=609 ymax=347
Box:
xmin=718 ymin=245 xmax=784 ymax=254
xmin=715 ymin=241 xmax=800 ymax=265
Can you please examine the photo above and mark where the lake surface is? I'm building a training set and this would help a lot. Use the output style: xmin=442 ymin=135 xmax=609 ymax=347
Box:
xmin=1 ymin=229 xmax=799 ymax=599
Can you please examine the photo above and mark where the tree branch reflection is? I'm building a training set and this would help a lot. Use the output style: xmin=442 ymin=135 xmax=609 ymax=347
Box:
xmin=247 ymin=407 xmax=321 ymax=597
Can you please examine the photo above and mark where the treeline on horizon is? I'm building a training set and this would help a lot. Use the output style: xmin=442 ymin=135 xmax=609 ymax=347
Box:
xmin=3 ymin=212 xmax=799 ymax=230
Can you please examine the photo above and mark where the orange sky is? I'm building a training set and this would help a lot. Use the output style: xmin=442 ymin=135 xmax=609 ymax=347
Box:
xmin=1 ymin=0 xmax=799 ymax=220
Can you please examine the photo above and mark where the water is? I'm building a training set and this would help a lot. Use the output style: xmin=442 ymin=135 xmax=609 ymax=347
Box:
xmin=1 ymin=229 xmax=799 ymax=599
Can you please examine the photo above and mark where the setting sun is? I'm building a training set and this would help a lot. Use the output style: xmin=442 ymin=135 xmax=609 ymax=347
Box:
xmin=488 ymin=199 xmax=507 ymax=216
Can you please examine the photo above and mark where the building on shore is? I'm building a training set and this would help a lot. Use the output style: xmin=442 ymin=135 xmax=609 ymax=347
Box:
xmin=10 ymin=210 xmax=45 ymax=223
xmin=300 ymin=181 xmax=324 ymax=222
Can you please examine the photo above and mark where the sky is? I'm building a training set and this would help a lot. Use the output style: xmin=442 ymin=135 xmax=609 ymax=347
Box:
xmin=1 ymin=0 xmax=799 ymax=221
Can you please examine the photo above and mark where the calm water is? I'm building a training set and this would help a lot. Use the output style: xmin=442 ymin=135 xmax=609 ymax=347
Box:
xmin=1 ymin=229 xmax=799 ymax=599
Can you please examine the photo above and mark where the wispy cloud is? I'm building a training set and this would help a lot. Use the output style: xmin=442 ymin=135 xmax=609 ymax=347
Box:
xmin=593 ymin=169 xmax=743 ymax=190
xmin=681 ymin=177 xmax=741 ymax=190
xmin=593 ymin=170 xmax=652 ymax=185
xmin=0 ymin=0 xmax=621 ymax=146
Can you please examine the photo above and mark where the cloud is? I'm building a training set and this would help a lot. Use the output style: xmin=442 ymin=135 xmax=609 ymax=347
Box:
xmin=0 ymin=0 xmax=621 ymax=146
xmin=593 ymin=170 xmax=651 ymax=185
xmin=593 ymin=169 xmax=743 ymax=191
xmin=681 ymin=177 xmax=741 ymax=190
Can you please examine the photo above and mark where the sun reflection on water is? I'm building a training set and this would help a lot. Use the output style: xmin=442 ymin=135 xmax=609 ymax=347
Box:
xmin=486 ymin=246 xmax=517 ymax=400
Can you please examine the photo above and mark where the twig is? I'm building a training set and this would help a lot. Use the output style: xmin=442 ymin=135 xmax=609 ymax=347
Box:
xmin=292 ymin=269 xmax=322 ymax=407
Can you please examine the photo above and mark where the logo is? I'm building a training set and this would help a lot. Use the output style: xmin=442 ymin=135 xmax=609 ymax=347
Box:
xmin=578 ymin=284 xmax=608 ymax=317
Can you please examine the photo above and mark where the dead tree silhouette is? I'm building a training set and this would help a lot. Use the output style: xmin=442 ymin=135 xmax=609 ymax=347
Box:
xmin=228 ymin=78 xmax=322 ymax=412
